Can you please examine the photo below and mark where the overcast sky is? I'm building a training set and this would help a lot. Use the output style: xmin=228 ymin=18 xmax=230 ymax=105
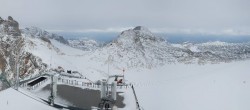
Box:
xmin=1 ymin=0 xmax=250 ymax=35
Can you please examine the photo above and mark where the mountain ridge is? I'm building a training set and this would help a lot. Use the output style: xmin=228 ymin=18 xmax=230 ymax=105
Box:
xmin=21 ymin=26 xmax=69 ymax=45
xmin=1 ymin=17 xmax=250 ymax=84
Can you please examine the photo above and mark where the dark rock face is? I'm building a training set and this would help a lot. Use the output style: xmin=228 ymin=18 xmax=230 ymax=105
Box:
xmin=40 ymin=37 xmax=51 ymax=44
xmin=50 ymin=33 xmax=69 ymax=45
xmin=0 ymin=16 xmax=21 ymax=36
xmin=133 ymin=26 xmax=143 ymax=30
xmin=0 ymin=17 xmax=3 ymax=24
xmin=8 ymin=16 xmax=13 ymax=21
xmin=0 ymin=53 xmax=6 ymax=72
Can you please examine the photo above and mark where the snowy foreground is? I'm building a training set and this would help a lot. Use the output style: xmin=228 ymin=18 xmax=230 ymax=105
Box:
xmin=1 ymin=60 xmax=250 ymax=110
xmin=126 ymin=60 xmax=250 ymax=110
xmin=0 ymin=88 xmax=56 ymax=110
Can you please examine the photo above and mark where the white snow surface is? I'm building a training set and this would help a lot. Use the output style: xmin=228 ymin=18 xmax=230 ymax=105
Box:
xmin=1 ymin=59 xmax=250 ymax=110
xmin=125 ymin=60 xmax=250 ymax=110
xmin=201 ymin=41 xmax=229 ymax=46
xmin=0 ymin=88 xmax=57 ymax=110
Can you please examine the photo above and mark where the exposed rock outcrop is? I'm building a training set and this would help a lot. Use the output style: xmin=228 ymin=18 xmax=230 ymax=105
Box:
xmin=0 ymin=16 xmax=21 ymax=36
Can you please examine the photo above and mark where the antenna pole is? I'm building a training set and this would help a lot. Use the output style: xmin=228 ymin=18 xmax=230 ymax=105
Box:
xmin=50 ymin=48 xmax=52 ymax=69
xmin=123 ymin=68 xmax=125 ymax=83
xmin=15 ymin=37 xmax=23 ymax=90
xmin=108 ymin=58 xmax=109 ymax=75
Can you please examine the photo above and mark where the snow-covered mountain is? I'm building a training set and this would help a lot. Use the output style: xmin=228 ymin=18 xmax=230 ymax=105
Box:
xmin=0 ymin=17 xmax=47 ymax=84
xmin=172 ymin=41 xmax=250 ymax=64
xmin=91 ymin=26 xmax=250 ymax=68
xmin=21 ymin=26 xmax=69 ymax=45
xmin=68 ymin=38 xmax=100 ymax=51
xmin=92 ymin=26 xmax=179 ymax=68
xmin=197 ymin=41 xmax=250 ymax=61
xmin=0 ymin=35 xmax=47 ymax=79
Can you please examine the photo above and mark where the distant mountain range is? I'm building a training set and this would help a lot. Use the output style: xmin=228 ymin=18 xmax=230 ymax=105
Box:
xmin=1 ymin=16 xmax=250 ymax=84
xmin=55 ymin=31 xmax=250 ymax=44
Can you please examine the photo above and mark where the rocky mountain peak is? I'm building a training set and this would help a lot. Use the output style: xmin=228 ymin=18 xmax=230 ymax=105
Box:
xmin=113 ymin=26 xmax=165 ymax=49
xmin=22 ymin=26 xmax=50 ymax=37
xmin=0 ymin=16 xmax=21 ymax=36
xmin=0 ymin=17 xmax=3 ymax=24
xmin=100 ymin=26 xmax=173 ymax=68
xmin=21 ymin=26 xmax=69 ymax=45
xmin=8 ymin=16 xmax=13 ymax=21
xmin=133 ymin=26 xmax=150 ymax=32
xmin=133 ymin=26 xmax=155 ymax=37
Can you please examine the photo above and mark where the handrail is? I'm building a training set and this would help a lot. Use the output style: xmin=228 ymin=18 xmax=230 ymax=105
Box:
xmin=131 ymin=85 xmax=141 ymax=110
xmin=58 ymin=78 xmax=130 ymax=89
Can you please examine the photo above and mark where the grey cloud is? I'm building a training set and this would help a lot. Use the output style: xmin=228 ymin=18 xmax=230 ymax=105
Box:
xmin=0 ymin=0 xmax=250 ymax=35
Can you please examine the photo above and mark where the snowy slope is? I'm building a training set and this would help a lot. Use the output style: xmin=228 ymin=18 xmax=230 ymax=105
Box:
xmin=0 ymin=88 xmax=57 ymax=110
xmin=2 ymin=59 xmax=250 ymax=110
xmin=68 ymin=38 xmax=100 ymax=51
xmin=23 ymin=36 xmax=105 ymax=80
xmin=24 ymin=37 xmax=87 ymax=69
xmin=125 ymin=60 xmax=250 ymax=110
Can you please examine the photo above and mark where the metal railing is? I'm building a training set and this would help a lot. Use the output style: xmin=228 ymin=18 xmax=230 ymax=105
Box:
xmin=131 ymin=85 xmax=142 ymax=110
xmin=58 ymin=78 xmax=131 ymax=89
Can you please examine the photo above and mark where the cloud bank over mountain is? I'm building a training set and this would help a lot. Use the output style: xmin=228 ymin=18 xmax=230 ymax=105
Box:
xmin=1 ymin=0 xmax=250 ymax=36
